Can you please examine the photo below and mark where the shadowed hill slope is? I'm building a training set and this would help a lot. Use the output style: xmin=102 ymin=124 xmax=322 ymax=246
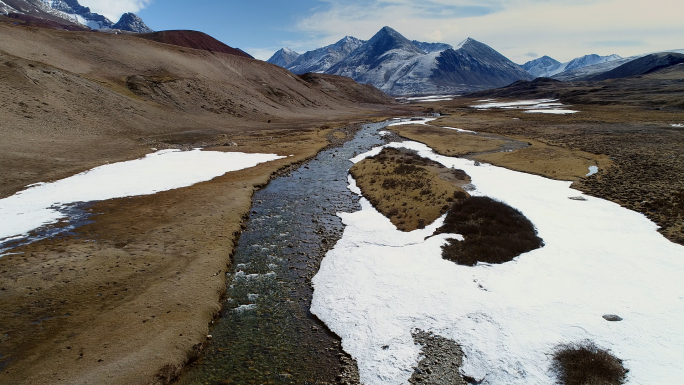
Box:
xmin=136 ymin=30 xmax=254 ymax=58
xmin=585 ymin=52 xmax=684 ymax=81
xmin=298 ymin=72 xmax=394 ymax=105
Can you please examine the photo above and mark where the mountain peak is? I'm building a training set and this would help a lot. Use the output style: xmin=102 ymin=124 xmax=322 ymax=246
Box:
xmin=268 ymin=47 xmax=301 ymax=67
xmin=455 ymin=37 xmax=476 ymax=48
xmin=112 ymin=12 xmax=153 ymax=33
xmin=366 ymin=26 xmax=422 ymax=56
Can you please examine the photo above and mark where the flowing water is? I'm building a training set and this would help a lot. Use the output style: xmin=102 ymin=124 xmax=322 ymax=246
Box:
xmin=177 ymin=122 xmax=389 ymax=384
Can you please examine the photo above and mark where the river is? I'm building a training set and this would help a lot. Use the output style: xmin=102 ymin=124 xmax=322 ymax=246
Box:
xmin=177 ymin=122 xmax=391 ymax=384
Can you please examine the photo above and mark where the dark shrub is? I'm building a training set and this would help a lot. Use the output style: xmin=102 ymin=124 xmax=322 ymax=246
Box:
xmin=435 ymin=196 xmax=543 ymax=265
xmin=551 ymin=341 xmax=628 ymax=385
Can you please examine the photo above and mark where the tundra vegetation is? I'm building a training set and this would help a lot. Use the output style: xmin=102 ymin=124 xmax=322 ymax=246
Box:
xmin=349 ymin=147 xmax=470 ymax=231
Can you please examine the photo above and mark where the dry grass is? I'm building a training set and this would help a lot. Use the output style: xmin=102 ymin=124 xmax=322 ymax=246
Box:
xmin=474 ymin=138 xmax=612 ymax=181
xmin=435 ymin=196 xmax=544 ymax=266
xmin=389 ymin=124 xmax=506 ymax=157
xmin=389 ymin=122 xmax=611 ymax=182
xmin=552 ymin=341 xmax=628 ymax=385
xmin=349 ymin=148 xmax=470 ymax=231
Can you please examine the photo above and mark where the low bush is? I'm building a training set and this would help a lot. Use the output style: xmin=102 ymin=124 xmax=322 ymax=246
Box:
xmin=551 ymin=341 xmax=628 ymax=385
xmin=435 ymin=196 xmax=543 ymax=265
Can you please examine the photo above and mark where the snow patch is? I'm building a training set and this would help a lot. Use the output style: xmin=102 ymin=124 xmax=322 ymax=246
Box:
xmin=312 ymin=139 xmax=684 ymax=385
xmin=472 ymin=99 xmax=578 ymax=114
xmin=0 ymin=150 xmax=285 ymax=243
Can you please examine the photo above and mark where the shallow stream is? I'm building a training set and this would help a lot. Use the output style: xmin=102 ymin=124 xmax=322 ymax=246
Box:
xmin=177 ymin=122 xmax=389 ymax=384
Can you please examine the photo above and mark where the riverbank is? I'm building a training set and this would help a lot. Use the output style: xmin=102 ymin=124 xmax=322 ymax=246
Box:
xmin=0 ymin=121 xmax=390 ymax=384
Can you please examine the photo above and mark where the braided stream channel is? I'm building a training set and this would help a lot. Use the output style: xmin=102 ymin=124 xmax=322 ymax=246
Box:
xmin=177 ymin=122 xmax=390 ymax=384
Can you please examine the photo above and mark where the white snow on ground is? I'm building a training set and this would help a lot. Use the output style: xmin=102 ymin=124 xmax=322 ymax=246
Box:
xmin=671 ymin=124 xmax=684 ymax=128
xmin=312 ymin=140 xmax=684 ymax=385
xmin=442 ymin=126 xmax=477 ymax=133
xmin=471 ymin=99 xmax=578 ymax=114
xmin=396 ymin=95 xmax=460 ymax=103
xmin=387 ymin=117 xmax=437 ymax=127
xmin=586 ymin=166 xmax=599 ymax=177
xmin=387 ymin=118 xmax=476 ymax=134
xmin=524 ymin=109 xmax=579 ymax=115
xmin=0 ymin=149 xmax=284 ymax=243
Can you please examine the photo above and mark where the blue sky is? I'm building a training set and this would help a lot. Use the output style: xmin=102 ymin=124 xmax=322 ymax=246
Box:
xmin=80 ymin=0 xmax=684 ymax=64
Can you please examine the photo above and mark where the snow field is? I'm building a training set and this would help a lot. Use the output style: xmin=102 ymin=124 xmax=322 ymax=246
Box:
xmin=471 ymin=99 xmax=578 ymax=114
xmin=311 ymin=140 xmax=684 ymax=384
xmin=0 ymin=149 xmax=285 ymax=243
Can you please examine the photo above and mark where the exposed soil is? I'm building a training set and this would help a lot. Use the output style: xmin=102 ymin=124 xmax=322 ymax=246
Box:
xmin=350 ymin=147 xmax=470 ymax=231
xmin=409 ymin=330 xmax=466 ymax=385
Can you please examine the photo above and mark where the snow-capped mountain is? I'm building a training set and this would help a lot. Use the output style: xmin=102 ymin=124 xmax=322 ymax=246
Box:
xmin=0 ymin=0 xmax=152 ymax=32
xmin=45 ymin=0 xmax=112 ymax=29
xmin=112 ymin=12 xmax=152 ymax=33
xmin=552 ymin=49 xmax=684 ymax=81
xmin=284 ymin=36 xmax=366 ymax=74
xmin=412 ymin=41 xmax=453 ymax=53
xmin=427 ymin=38 xmax=535 ymax=94
xmin=329 ymin=27 xmax=532 ymax=95
xmin=522 ymin=56 xmax=562 ymax=78
xmin=269 ymin=27 xmax=531 ymax=95
xmin=267 ymin=48 xmax=300 ymax=67
xmin=523 ymin=53 xmax=622 ymax=78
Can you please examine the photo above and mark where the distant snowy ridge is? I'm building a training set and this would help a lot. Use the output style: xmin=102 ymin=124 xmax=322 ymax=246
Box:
xmin=522 ymin=54 xmax=622 ymax=78
xmin=269 ymin=27 xmax=532 ymax=96
xmin=282 ymin=36 xmax=366 ymax=74
xmin=553 ymin=48 xmax=684 ymax=81
xmin=267 ymin=47 xmax=300 ymax=67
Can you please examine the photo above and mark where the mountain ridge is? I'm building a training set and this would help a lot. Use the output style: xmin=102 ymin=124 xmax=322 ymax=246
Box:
xmin=270 ymin=26 xmax=532 ymax=96
xmin=522 ymin=53 xmax=622 ymax=78
xmin=0 ymin=0 xmax=152 ymax=32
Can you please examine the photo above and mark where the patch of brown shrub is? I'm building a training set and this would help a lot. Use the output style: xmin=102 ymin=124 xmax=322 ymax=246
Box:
xmin=435 ymin=196 xmax=543 ymax=265
xmin=551 ymin=341 xmax=628 ymax=385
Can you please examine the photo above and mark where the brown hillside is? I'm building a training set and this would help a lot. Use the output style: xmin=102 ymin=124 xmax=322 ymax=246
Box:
xmin=136 ymin=30 xmax=254 ymax=58
xmin=0 ymin=21 xmax=399 ymax=385
xmin=299 ymin=72 xmax=395 ymax=105
xmin=0 ymin=21 xmax=395 ymax=199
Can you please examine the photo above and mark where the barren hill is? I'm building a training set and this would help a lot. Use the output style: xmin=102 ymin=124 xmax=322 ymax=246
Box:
xmin=0 ymin=20 xmax=393 ymax=199
xmin=136 ymin=30 xmax=255 ymax=58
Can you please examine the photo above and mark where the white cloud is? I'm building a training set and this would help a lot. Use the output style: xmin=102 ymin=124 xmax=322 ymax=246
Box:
xmin=78 ymin=0 xmax=152 ymax=22
xmin=292 ymin=0 xmax=684 ymax=63
xmin=247 ymin=47 xmax=280 ymax=61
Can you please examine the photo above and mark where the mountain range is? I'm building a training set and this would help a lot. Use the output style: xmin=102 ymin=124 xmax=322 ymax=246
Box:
xmin=522 ymin=54 xmax=623 ymax=78
xmin=0 ymin=0 xmax=152 ymax=32
xmin=268 ymin=26 xmax=533 ymax=96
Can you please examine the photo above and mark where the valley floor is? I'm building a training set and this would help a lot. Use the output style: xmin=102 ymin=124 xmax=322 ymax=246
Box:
xmin=2 ymin=60 xmax=682 ymax=383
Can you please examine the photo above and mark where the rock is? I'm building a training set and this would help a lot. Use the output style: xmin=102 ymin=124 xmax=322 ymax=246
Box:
xmin=603 ymin=314 xmax=623 ymax=322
